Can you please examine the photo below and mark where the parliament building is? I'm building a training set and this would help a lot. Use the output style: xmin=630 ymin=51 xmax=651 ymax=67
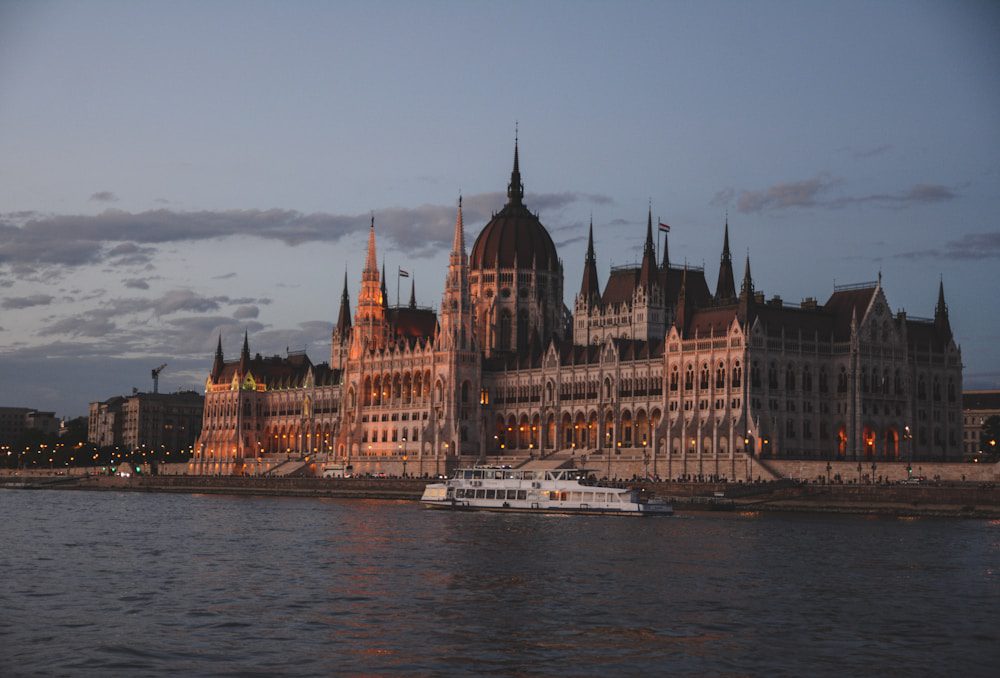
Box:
xmin=189 ymin=142 xmax=962 ymax=479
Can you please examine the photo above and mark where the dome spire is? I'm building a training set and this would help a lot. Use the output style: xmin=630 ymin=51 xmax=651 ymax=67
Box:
xmin=507 ymin=125 xmax=524 ymax=205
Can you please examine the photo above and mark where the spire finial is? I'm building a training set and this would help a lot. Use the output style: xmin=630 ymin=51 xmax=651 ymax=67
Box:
xmin=409 ymin=278 xmax=416 ymax=309
xmin=507 ymin=127 xmax=524 ymax=205
xmin=216 ymin=332 xmax=223 ymax=358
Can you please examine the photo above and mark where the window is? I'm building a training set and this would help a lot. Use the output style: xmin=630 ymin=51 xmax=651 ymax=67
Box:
xmin=700 ymin=364 xmax=710 ymax=390
xmin=685 ymin=365 xmax=694 ymax=391
xmin=732 ymin=361 xmax=742 ymax=388
xmin=716 ymin=362 xmax=726 ymax=389
xmin=669 ymin=367 xmax=679 ymax=392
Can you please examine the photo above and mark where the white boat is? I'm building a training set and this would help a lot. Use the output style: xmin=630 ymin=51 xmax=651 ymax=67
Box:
xmin=420 ymin=465 xmax=672 ymax=516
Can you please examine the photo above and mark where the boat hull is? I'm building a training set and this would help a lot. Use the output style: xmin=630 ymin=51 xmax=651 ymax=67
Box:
xmin=421 ymin=499 xmax=672 ymax=516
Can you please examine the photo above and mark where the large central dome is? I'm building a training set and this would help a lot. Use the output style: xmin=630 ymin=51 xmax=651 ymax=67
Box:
xmin=469 ymin=143 xmax=559 ymax=272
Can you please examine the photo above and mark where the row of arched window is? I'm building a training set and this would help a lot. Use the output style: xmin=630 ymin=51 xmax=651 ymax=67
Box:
xmin=670 ymin=361 xmax=743 ymax=392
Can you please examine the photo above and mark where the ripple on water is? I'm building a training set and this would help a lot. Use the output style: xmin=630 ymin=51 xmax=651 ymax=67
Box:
xmin=2 ymin=491 xmax=999 ymax=676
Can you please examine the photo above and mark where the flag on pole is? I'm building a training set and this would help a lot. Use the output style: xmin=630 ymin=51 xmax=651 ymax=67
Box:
xmin=398 ymin=267 xmax=410 ymax=277
xmin=658 ymin=222 xmax=670 ymax=233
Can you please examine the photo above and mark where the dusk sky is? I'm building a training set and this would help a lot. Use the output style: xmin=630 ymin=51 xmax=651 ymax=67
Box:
xmin=1 ymin=0 xmax=998 ymax=418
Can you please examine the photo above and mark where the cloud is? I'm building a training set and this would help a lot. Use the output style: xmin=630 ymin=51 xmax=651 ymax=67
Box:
xmin=212 ymin=272 xmax=237 ymax=280
xmin=123 ymin=278 xmax=150 ymax=290
xmin=90 ymin=191 xmax=118 ymax=202
xmin=736 ymin=175 xmax=957 ymax=213
xmin=2 ymin=294 xmax=55 ymax=309
xmin=853 ymin=144 xmax=894 ymax=159
xmin=895 ymin=231 xmax=1000 ymax=261
xmin=710 ymin=187 xmax=736 ymax=208
xmin=0 ymin=191 xmax=611 ymax=272
xmin=737 ymin=174 xmax=841 ymax=213
xmin=233 ymin=305 xmax=259 ymax=319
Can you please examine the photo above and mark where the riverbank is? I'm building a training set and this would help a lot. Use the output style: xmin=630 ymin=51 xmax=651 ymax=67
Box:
xmin=3 ymin=473 xmax=999 ymax=518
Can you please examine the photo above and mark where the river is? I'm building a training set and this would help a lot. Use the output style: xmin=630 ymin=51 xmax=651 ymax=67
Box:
xmin=0 ymin=489 xmax=997 ymax=676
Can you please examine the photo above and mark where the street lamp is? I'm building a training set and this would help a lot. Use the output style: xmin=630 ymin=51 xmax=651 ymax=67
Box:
xmin=402 ymin=454 xmax=408 ymax=477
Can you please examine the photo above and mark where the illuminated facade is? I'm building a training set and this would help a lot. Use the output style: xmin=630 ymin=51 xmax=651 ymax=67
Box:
xmin=190 ymin=142 xmax=963 ymax=478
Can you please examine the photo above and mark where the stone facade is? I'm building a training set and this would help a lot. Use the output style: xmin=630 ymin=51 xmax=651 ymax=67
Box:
xmin=189 ymin=142 xmax=963 ymax=478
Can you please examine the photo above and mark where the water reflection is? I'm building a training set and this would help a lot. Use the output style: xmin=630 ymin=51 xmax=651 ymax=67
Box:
xmin=1 ymin=490 xmax=997 ymax=676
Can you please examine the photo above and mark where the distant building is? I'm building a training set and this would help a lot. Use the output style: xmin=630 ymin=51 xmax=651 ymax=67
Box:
xmin=963 ymin=390 xmax=1000 ymax=457
xmin=190 ymin=140 xmax=963 ymax=477
xmin=88 ymin=392 xmax=204 ymax=451
xmin=0 ymin=407 xmax=59 ymax=445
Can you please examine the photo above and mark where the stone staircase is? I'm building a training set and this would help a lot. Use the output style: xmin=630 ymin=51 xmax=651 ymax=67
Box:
xmin=266 ymin=460 xmax=309 ymax=477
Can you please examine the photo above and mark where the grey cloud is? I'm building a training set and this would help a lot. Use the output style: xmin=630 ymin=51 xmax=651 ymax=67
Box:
xmin=737 ymin=175 xmax=956 ymax=213
xmin=555 ymin=235 xmax=587 ymax=249
xmin=212 ymin=272 xmax=237 ymax=280
xmin=233 ymin=305 xmax=259 ymax=319
xmin=2 ymin=294 xmax=55 ymax=309
xmin=41 ymin=314 xmax=117 ymax=337
xmin=738 ymin=174 xmax=841 ymax=213
xmin=0 ymin=192 xmax=613 ymax=272
xmin=710 ymin=187 xmax=735 ymax=208
xmin=853 ymin=144 xmax=893 ymax=159
xmin=123 ymin=278 xmax=150 ymax=290
xmin=90 ymin=191 xmax=118 ymax=202
xmin=895 ymin=231 xmax=1000 ymax=261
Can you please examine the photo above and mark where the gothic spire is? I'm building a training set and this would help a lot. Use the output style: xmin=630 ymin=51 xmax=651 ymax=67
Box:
xmin=579 ymin=218 xmax=601 ymax=305
xmin=451 ymin=195 xmax=467 ymax=261
xmin=409 ymin=278 xmax=416 ymax=309
xmin=935 ymin=277 xmax=952 ymax=339
xmin=660 ymin=219 xmax=670 ymax=270
xmin=715 ymin=218 xmax=736 ymax=302
xmin=507 ymin=130 xmax=524 ymax=205
xmin=212 ymin=332 xmax=224 ymax=378
xmin=380 ymin=262 xmax=388 ymax=309
xmin=364 ymin=216 xmax=377 ymax=275
xmin=740 ymin=251 xmax=754 ymax=298
xmin=239 ymin=329 xmax=250 ymax=372
xmin=335 ymin=271 xmax=352 ymax=335
xmin=639 ymin=205 xmax=657 ymax=290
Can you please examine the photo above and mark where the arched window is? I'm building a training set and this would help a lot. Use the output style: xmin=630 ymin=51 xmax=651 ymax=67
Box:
xmin=715 ymin=362 xmax=726 ymax=389
xmin=802 ymin=366 xmax=812 ymax=392
xmin=684 ymin=365 xmax=694 ymax=391
xmin=947 ymin=378 xmax=956 ymax=403
xmin=517 ymin=309 xmax=529 ymax=352
xmin=700 ymin=364 xmax=709 ymax=390
xmin=932 ymin=377 xmax=941 ymax=402
xmin=732 ymin=361 xmax=742 ymax=388
xmin=917 ymin=375 xmax=926 ymax=400
xmin=894 ymin=369 xmax=902 ymax=395
xmin=837 ymin=368 xmax=848 ymax=394
xmin=669 ymin=367 xmax=679 ymax=392
xmin=461 ymin=381 xmax=470 ymax=403
xmin=499 ymin=310 xmax=512 ymax=351
xmin=751 ymin=362 xmax=761 ymax=388
xmin=785 ymin=365 xmax=796 ymax=391
xmin=768 ymin=363 xmax=778 ymax=390
xmin=861 ymin=368 xmax=869 ymax=393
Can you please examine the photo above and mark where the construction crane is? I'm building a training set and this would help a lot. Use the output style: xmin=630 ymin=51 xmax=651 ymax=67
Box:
xmin=151 ymin=364 xmax=167 ymax=394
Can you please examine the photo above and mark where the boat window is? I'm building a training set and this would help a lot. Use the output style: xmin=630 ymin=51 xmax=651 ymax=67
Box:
xmin=476 ymin=489 xmax=486 ymax=499
xmin=560 ymin=492 xmax=568 ymax=501
xmin=570 ymin=492 xmax=581 ymax=502
xmin=455 ymin=488 xmax=464 ymax=498
xmin=486 ymin=489 xmax=496 ymax=499
xmin=517 ymin=490 xmax=526 ymax=500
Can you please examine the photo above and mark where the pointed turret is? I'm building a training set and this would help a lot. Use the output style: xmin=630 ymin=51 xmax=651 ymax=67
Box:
xmin=439 ymin=196 xmax=473 ymax=350
xmin=506 ymin=132 xmax=524 ymax=205
xmin=211 ymin=333 xmax=224 ymax=378
xmin=715 ymin=219 xmax=736 ymax=302
xmin=409 ymin=279 xmax=416 ymax=309
xmin=364 ymin=216 xmax=377 ymax=275
xmin=660 ymin=220 xmax=670 ymax=270
xmin=935 ymin=278 xmax=952 ymax=339
xmin=380 ymin=262 xmax=388 ymax=309
xmin=335 ymin=272 xmax=352 ymax=336
xmin=639 ymin=206 xmax=657 ymax=290
xmin=354 ymin=216 xmax=388 ymax=350
xmin=579 ymin=219 xmax=601 ymax=306
xmin=239 ymin=329 xmax=250 ymax=372
xmin=674 ymin=266 xmax=689 ymax=335
xmin=738 ymin=252 xmax=755 ymax=323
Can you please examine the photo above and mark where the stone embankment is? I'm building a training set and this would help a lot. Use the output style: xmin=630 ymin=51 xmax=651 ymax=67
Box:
xmin=2 ymin=472 xmax=998 ymax=517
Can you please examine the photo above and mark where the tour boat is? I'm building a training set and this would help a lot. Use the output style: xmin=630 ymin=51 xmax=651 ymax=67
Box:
xmin=420 ymin=466 xmax=673 ymax=516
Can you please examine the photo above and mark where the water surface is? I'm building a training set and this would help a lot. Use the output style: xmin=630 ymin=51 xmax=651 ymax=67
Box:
xmin=1 ymin=489 xmax=997 ymax=676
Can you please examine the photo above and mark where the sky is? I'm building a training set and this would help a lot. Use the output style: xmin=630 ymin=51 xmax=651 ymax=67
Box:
xmin=1 ymin=0 xmax=998 ymax=419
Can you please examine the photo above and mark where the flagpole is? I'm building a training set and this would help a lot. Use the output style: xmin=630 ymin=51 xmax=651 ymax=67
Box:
xmin=397 ymin=268 xmax=400 ymax=309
